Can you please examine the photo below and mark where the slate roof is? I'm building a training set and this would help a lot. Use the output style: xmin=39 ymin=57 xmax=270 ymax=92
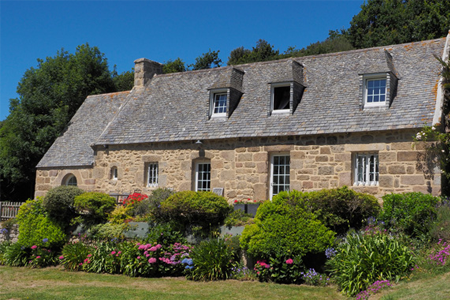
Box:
xmin=95 ymin=38 xmax=446 ymax=145
xmin=37 ymin=91 xmax=129 ymax=168
xmin=37 ymin=38 xmax=447 ymax=168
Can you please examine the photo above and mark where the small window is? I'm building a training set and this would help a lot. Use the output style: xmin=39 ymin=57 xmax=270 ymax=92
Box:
xmin=354 ymin=153 xmax=379 ymax=186
xmin=210 ymin=89 xmax=228 ymax=117
xmin=270 ymin=154 xmax=290 ymax=199
xmin=365 ymin=78 xmax=386 ymax=107
xmin=111 ymin=167 xmax=118 ymax=180
xmin=195 ymin=161 xmax=211 ymax=191
xmin=147 ymin=162 xmax=158 ymax=187
xmin=271 ymin=84 xmax=291 ymax=113
xmin=65 ymin=175 xmax=77 ymax=186
xmin=213 ymin=93 xmax=227 ymax=115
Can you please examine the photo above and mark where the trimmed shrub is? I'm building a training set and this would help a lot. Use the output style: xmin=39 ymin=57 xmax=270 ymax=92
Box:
xmin=327 ymin=229 xmax=415 ymax=296
xmin=74 ymin=192 xmax=116 ymax=226
xmin=157 ymin=191 xmax=232 ymax=236
xmin=43 ymin=186 xmax=85 ymax=225
xmin=272 ymin=187 xmax=381 ymax=235
xmin=187 ymin=238 xmax=234 ymax=281
xmin=240 ymin=197 xmax=335 ymax=260
xmin=379 ymin=192 xmax=440 ymax=237
xmin=16 ymin=199 xmax=67 ymax=249
xmin=144 ymin=223 xmax=187 ymax=247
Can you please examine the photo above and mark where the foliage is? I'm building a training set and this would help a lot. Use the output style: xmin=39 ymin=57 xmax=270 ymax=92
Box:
xmin=0 ymin=241 xmax=12 ymax=265
xmin=224 ymin=209 xmax=254 ymax=227
xmin=223 ymin=234 xmax=241 ymax=262
xmin=240 ymin=195 xmax=335 ymax=259
xmin=429 ymin=200 xmax=450 ymax=242
xmin=60 ymin=241 xmax=92 ymax=271
xmin=0 ymin=44 xmax=116 ymax=202
xmin=87 ymin=222 xmax=129 ymax=240
xmin=378 ymin=192 xmax=440 ymax=238
xmin=144 ymin=223 xmax=186 ymax=247
xmin=301 ymin=268 xmax=331 ymax=286
xmin=108 ymin=205 xmax=133 ymax=224
xmin=132 ymin=187 xmax=175 ymax=218
xmin=428 ymin=239 xmax=450 ymax=266
xmin=112 ymin=68 xmax=134 ymax=91
xmin=157 ymin=191 xmax=232 ymax=237
xmin=272 ymin=187 xmax=381 ymax=235
xmin=190 ymin=49 xmax=222 ymax=70
xmin=74 ymin=192 xmax=116 ymax=226
xmin=2 ymin=242 xmax=59 ymax=268
xmin=43 ymin=185 xmax=85 ymax=225
xmin=82 ymin=240 xmax=126 ymax=274
xmin=254 ymin=254 xmax=304 ymax=284
xmin=163 ymin=58 xmax=187 ymax=73
xmin=1 ymin=217 xmax=17 ymax=233
xmin=230 ymin=263 xmax=258 ymax=281
xmin=327 ymin=228 xmax=415 ymax=296
xmin=227 ymin=39 xmax=279 ymax=65
xmin=16 ymin=199 xmax=67 ymax=248
xmin=187 ymin=238 xmax=234 ymax=281
xmin=348 ymin=0 xmax=450 ymax=49
xmin=356 ymin=280 xmax=393 ymax=300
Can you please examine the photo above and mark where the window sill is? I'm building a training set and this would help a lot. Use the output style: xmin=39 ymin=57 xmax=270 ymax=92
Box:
xmin=271 ymin=109 xmax=290 ymax=115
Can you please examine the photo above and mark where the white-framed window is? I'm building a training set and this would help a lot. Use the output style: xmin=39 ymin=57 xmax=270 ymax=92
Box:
xmin=111 ymin=167 xmax=118 ymax=180
xmin=64 ymin=174 xmax=77 ymax=186
xmin=147 ymin=162 xmax=158 ymax=187
xmin=354 ymin=153 xmax=379 ymax=186
xmin=364 ymin=76 xmax=386 ymax=107
xmin=210 ymin=89 xmax=228 ymax=117
xmin=271 ymin=83 xmax=291 ymax=113
xmin=195 ymin=161 xmax=211 ymax=191
xmin=270 ymin=154 xmax=290 ymax=199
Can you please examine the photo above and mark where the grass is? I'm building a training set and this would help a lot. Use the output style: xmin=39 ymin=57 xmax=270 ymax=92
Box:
xmin=0 ymin=266 xmax=346 ymax=300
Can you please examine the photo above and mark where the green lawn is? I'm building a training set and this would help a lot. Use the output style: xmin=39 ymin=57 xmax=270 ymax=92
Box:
xmin=0 ymin=266 xmax=345 ymax=300
xmin=1 ymin=266 xmax=449 ymax=300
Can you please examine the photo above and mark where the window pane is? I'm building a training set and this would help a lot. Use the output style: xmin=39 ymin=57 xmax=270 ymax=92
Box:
xmin=272 ymin=155 xmax=290 ymax=198
xmin=273 ymin=86 xmax=290 ymax=110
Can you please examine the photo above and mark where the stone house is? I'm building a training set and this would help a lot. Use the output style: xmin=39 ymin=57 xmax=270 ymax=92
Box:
xmin=35 ymin=35 xmax=450 ymax=202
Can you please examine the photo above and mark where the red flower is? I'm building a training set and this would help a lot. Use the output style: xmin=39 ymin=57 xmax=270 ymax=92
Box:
xmin=234 ymin=200 xmax=238 ymax=203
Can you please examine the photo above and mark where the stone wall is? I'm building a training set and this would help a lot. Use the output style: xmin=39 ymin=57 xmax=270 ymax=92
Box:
xmin=35 ymin=167 xmax=95 ymax=198
xmin=35 ymin=129 xmax=440 ymax=202
xmin=0 ymin=223 xmax=19 ymax=243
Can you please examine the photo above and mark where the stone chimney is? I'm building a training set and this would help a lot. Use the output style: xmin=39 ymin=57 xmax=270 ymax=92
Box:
xmin=134 ymin=58 xmax=163 ymax=88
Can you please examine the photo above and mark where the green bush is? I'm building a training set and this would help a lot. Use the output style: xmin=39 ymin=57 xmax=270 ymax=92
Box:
xmin=0 ymin=241 xmax=12 ymax=265
xmin=327 ymin=230 xmax=415 ymax=296
xmin=61 ymin=242 xmax=92 ymax=271
xmin=254 ymin=253 xmax=304 ymax=284
xmin=74 ymin=192 xmax=116 ymax=226
xmin=144 ymin=223 xmax=186 ymax=247
xmin=2 ymin=242 xmax=28 ymax=266
xmin=43 ymin=186 xmax=85 ymax=225
xmin=16 ymin=199 xmax=67 ymax=248
xmin=157 ymin=191 xmax=232 ymax=236
xmin=272 ymin=187 xmax=381 ymax=235
xmin=429 ymin=201 xmax=450 ymax=242
xmin=240 ymin=197 xmax=335 ymax=260
xmin=187 ymin=238 xmax=234 ymax=281
xmin=87 ymin=222 xmax=129 ymax=240
xmin=2 ymin=242 xmax=59 ymax=268
xmin=379 ymin=192 xmax=440 ymax=237
xmin=224 ymin=209 xmax=254 ymax=227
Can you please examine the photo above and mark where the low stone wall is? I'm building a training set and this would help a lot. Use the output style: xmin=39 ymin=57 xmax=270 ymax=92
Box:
xmin=0 ymin=223 xmax=19 ymax=244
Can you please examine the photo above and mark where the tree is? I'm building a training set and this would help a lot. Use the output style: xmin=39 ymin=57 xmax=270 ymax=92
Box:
xmin=0 ymin=44 xmax=116 ymax=201
xmin=112 ymin=67 xmax=134 ymax=91
xmin=163 ymin=58 xmax=187 ymax=74
xmin=227 ymin=39 xmax=279 ymax=65
xmin=190 ymin=49 xmax=222 ymax=70
xmin=348 ymin=0 xmax=450 ymax=49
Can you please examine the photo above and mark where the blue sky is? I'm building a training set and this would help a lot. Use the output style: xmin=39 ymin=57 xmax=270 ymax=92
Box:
xmin=0 ymin=0 xmax=365 ymax=121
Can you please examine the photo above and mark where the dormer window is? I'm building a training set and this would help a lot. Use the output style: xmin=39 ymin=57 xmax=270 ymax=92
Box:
xmin=360 ymin=71 xmax=397 ymax=109
xmin=209 ymin=88 xmax=229 ymax=118
xmin=365 ymin=76 xmax=387 ymax=107
xmin=269 ymin=82 xmax=303 ymax=115
xmin=212 ymin=93 xmax=227 ymax=116
xmin=272 ymin=85 xmax=290 ymax=112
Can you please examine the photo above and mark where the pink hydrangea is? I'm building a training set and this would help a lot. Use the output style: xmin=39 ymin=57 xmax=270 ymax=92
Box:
xmin=285 ymin=258 xmax=294 ymax=264
xmin=31 ymin=245 xmax=37 ymax=249
xmin=111 ymin=251 xmax=116 ymax=255
xmin=148 ymin=257 xmax=157 ymax=264
xmin=36 ymin=256 xmax=41 ymax=259
xmin=149 ymin=246 xmax=157 ymax=252
xmin=59 ymin=256 xmax=64 ymax=260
